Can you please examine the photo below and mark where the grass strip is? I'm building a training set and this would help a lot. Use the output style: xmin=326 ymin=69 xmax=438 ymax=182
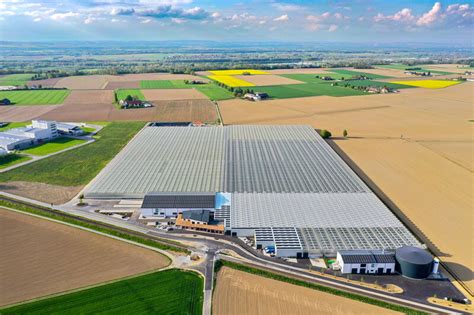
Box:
xmin=0 ymin=154 xmax=32 ymax=170
xmin=0 ymin=269 xmax=203 ymax=314
xmin=0 ymin=197 xmax=189 ymax=254
xmin=215 ymin=260 xmax=427 ymax=315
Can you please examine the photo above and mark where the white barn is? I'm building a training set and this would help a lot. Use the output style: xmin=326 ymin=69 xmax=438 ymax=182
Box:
xmin=336 ymin=250 xmax=396 ymax=274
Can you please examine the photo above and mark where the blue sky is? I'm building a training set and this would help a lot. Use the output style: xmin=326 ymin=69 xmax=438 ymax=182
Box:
xmin=0 ymin=0 xmax=472 ymax=43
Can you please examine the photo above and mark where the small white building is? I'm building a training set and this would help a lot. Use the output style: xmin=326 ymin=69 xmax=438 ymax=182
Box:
xmin=336 ymin=250 xmax=396 ymax=274
xmin=0 ymin=120 xmax=59 ymax=151
xmin=56 ymin=122 xmax=84 ymax=136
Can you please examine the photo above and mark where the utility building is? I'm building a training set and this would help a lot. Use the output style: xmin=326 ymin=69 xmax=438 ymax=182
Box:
xmin=336 ymin=250 xmax=396 ymax=274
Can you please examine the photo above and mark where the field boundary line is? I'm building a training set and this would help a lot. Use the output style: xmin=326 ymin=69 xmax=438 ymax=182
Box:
xmin=0 ymin=206 xmax=175 ymax=263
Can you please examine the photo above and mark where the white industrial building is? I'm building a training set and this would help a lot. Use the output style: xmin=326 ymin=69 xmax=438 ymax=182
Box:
xmin=335 ymin=250 xmax=396 ymax=274
xmin=0 ymin=120 xmax=58 ymax=151
xmin=140 ymin=192 xmax=216 ymax=218
xmin=56 ymin=122 xmax=84 ymax=136
xmin=86 ymin=125 xmax=421 ymax=257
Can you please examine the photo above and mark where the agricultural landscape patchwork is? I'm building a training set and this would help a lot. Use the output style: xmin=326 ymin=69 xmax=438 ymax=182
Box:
xmin=1 ymin=41 xmax=473 ymax=315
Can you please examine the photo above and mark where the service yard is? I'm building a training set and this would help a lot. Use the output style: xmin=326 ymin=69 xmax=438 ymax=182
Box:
xmin=219 ymin=81 xmax=473 ymax=295
xmin=212 ymin=267 xmax=401 ymax=315
xmin=0 ymin=209 xmax=170 ymax=307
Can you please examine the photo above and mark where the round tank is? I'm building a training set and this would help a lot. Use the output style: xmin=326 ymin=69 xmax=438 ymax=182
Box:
xmin=395 ymin=246 xmax=433 ymax=279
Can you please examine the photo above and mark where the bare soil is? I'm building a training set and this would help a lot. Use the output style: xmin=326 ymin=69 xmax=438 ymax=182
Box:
xmin=234 ymin=74 xmax=304 ymax=86
xmin=54 ymin=75 xmax=112 ymax=90
xmin=104 ymin=81 xmax=141 ymax=89
xmin=219 ymin=82 xmax=474 ymax=295
xmin=0 ymin=181 xmax=83 ymax=204
xmin=267 ymin=68 xmax=332 ymax=74
xmin=0 ymin=209 xmax=169 ymax=307
xmin=143 ymin=88 xmax=207 ymax=101
xmin=0 ymin=105 xmax=59 ymax=122
xmin=27 ymin=78 xmax=62 ymax=87
xmin=212 ymin=267 xmax=401 ymax=315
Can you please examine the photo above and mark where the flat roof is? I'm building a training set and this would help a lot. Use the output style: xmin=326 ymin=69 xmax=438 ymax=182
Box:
xmin=142 ymin=192 xmax=215 ymax=209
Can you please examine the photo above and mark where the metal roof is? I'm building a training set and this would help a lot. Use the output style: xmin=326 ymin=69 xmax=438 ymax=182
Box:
xmin=182 ymin=210 xmax=212 ymax=223
xmin=141 ymin=192 xmax=215 ymax=209
xmin=396 ymin=246 xmax=432 ymax=265
xmin=339 ymin=250 xmax=396 ymax=264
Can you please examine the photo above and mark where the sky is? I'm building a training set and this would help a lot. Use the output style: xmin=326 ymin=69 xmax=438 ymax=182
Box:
xmin=0 ymin=0 xmax=472 ymax=44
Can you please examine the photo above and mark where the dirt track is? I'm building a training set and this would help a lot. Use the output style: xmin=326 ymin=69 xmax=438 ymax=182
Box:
xmin=0 ymin=209 xmax=169 ymax=307
xmin=219 ymin=82 xmax=474 ymax=295
xmin=212 ymin=267 xmax=401 ymax=315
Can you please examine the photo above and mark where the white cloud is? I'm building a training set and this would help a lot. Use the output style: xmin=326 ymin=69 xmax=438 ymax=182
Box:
xmin=50 ymin=12 xmax=79 ymax=21
xmin=416 ymin=2 xmax=442 ymax=26
xmin=447 ymin=3 xmax=470 ymax=14
xmin=211 ymin=12 xmax=220 ymax=18
xmin=374 ymin=8 xmax=415 ymax=23
xmin=84 ymin=17 xmax=96 ymax=24
xmin=328 ymin=24 xmax=338 ymax=32
xmin=140 ymin=18 xmax=152 ymax=23
xmin=33 ymin=17 xmax=41 ymax=22
xmin=272 ymin=3 xmax=303 ymax=12
xmin=274 ymin=14 xmax=289 ymax=22
xmin=171 ymin=17 xmax=186 ymax=24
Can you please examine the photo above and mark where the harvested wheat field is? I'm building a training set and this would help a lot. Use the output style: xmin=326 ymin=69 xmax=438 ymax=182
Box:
xmin=356 ymin=68 xmax=412 ymax=78
xmin=422 ymin=64 xmax=471 ymax=74
xmin=143 ymin=88 xmax=207 ymax=101
xmin=0 ymin=104 xmax=58 ymax=122
xmin=234 ymin=74 xmax=304 ymax=86
xmin=0 ymin=209 xmax=169 ymax=307
xmin=0 ymin=181 xmax=82 ymax=204
xmin=213 ymin=267 xmax=400 ymax=315
xmin=219 ymin=82 xmax=474 ymax=295
xmin=54 ymin=75 xmax=112 ymax=90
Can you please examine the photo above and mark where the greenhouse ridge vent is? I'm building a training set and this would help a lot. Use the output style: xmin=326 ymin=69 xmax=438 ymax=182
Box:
xmin=85 ymin=124 xmax=421 ymax=256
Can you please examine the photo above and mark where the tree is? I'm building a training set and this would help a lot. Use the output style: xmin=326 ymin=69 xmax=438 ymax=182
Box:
xmin=343 ymin=129 xmax=348 ymax=138
xmin=320 ymin=129 xmax=332 ymax=139
xmin=125 ymin=94 xmax=133 ymax=102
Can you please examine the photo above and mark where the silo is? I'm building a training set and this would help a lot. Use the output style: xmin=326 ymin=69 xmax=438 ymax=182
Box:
xmin=395 ymin=246 xmax=433 ymax=279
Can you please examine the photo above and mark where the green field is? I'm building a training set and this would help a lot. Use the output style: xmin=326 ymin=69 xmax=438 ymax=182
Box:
xmin=0 ymin=122 xmax=144 ymax=186
xmin=329 ymin=69 xmax=391 ymax=79
xmin=194 ymin=84 xmax=235 ymax=100
xmin=0 ymin=122 xmax=29 ymax=131
xmin=375 ymin=64 xmax=454 ymax=75
xmin=341 ymin=80 xmax=414 ymax=89
xmin=115 ymin=89 xmax=145 ymax=101
xmin=0 ymin=154 xmax=31 ymax=170
xmin=0 ymin=73 xmax=34 ymax=86
xmin=1 ymin=269 xmax=203 ymax=315
xmin=22 ymin=138 xmax=87 ymax=156
xmin=0 ymin=90 xmax=70 ymax=105
xmin=254 ymin=82 xmax=367 ymax=99
xmin=140 ymin=80 xmax=191 ymax=89
xmin=280 ymin=73 xmax=346 ymax=83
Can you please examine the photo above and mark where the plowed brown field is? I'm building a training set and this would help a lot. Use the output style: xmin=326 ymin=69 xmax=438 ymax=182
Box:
xmin=143 ymin=88 xmax=207 ymax=100
xmin=212 ymin=267 xmax=401 ymax=315
xmin=0 ymin=181 xmax=82 ymax=204
xmin=0 ymin=209 xmax=169 ymax=307
xmin=104 ymin=81 xmax=141 ymax=89
xmin=0 ymin=105 xmax=58 ymax=122
xmin=219 ymin=82 xmax=474 ymax=295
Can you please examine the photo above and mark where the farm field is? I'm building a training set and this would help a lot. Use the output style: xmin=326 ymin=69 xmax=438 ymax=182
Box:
xmin=219 ymin=82 xmax=473 ymax=295
xmin=0 ymin=122 xmax=28 ymax=131
xmin=350 ymin=68 xmax=413 ymax=78
xmin=104 ymin=80 xmax=140 ymax=89
xmin=54 ymin=75 xmax=111 ymax=89
xmin=375 ymin=64 xmax=454 ymax=75
xmin=0 ymin=209 xmax=169 ymax=307
xmin=422 ymin=64 xmax=472 ymax=74
xmin=0 ymin=122 xmax=144 ymax=203
xmin=390 ymin=80 xmax=460 ymax=89
xmin=213 ymin=267 xmax=401 ymax=315
xmin=209 ymin=69 xmax=268 ymax=75
xmin=27 ymin=77 xmax=61 ymax=88
xmin=0 ymin=90 xmax=70 ymax=105
xmin=340 ymin=80 xmax=414 ymax=89
xmin=0 ymin=74 xmax=33 ymax=86
xmin=2 ymin=268 xmax=202 ymax=315
xmin=209 ymin=75 xmax=255 ymax=87
xmin=234 ymin=74 xmax=304 ymax=86
xmin=329 ymin=69 xmax=391 ymax=79
xmin=115 ymin=89 xmax=145 ymax=101
xmin=194 ymin=84 xmax=235 ymax=100
xmin=268 ymin=68 xmax=332 ymax=74
xmin=280 ymin=73 xmax=345 ymax=83
xmin=21 ymin=137 xmax=87 ymax=156
xmin=0 ymin=104 xmax=58 ymax=121
xmin=142 ymin=88 xmax=207 ymax=101
xmin=0 ymin=154 xmax=31 ymax=170
xmin=140 ymin=79 xmax=191 ymax=89
xmin=254 ymin=82 xmax=367 ymax=99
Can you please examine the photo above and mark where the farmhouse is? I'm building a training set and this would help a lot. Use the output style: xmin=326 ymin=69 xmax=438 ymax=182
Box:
xmin=86 ymin=125 xmax=421 ymax=257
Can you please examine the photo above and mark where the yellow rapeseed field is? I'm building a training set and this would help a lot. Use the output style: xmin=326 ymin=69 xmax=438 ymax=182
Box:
xmin=209 ymin=75 xmax=255 ymax=87
xmin=390 ymin=80 xmax=461 ymax=89
xmin=209 ymin=69 xmax=269 ymax=75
